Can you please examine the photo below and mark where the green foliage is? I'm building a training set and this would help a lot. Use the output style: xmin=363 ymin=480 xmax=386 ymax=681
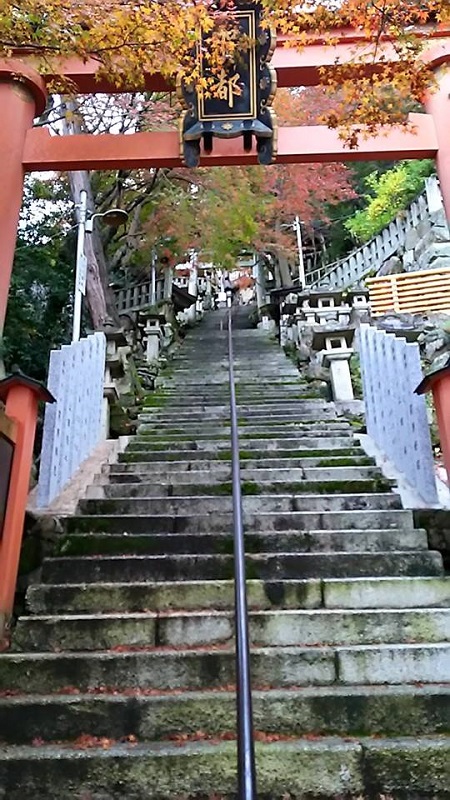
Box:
xmin=344 ymin=160 xmax=434 ymax=243
xmin=2 ymin=178 xmax=74 ymax=381
xmin=349 ymin=353 xmax=363 ymax=400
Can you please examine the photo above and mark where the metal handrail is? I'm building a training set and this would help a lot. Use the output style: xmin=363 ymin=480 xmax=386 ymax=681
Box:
xmin=227 ymin=308 xmax=257 ymax=800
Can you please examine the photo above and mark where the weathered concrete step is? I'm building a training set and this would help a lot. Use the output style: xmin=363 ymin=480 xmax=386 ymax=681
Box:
xmin=143 ymin=398 xmax=328 ymax=411
xmin=105 ymin=466 xmax=382 ymax=486
xmin=2 ymin=686 xmax=448 ymax=745
xmin=3 ymin=737 xmax=449 ymax=800
xmin=139 ymin=406 xmax=342 ymax=418
xmin=121 ymin=439 xmax=361 ymax=457
xmin=149 ymin=388 xmax=316 ymax=401
xmin=78 ymin=493 xmax=403 ymax=516
xmin=136 ymin=422 xmax=350 ymax=436
xmin=163 ymin=376 xmax=304 ymax=385
xmin=107 ymin=455 xmax=376 ymax=474
xmin=41 ymin=551 xmax=443 ymax=584
xmin=163 ymin=376 xmax=302 ymax=386
xmin=146 ymin=390 xmax=327 ymax=402
xmin=119 ymin=446 xmax=368 ymax=463
xmin=138 ymin=407 xmax=337 ymax=422
xmin=133 ymin=429 xmax=354 ymax=443
xmin=139 ymin=416 xmax=349 ymax=426
xmin=0 ymin=643 xmax=449 ymax=692
xmin=165 ymin=368 xmax=300 ymax=377
xmin=138 ymin=413 xmax=338 ymax=427
xmin=0 ymin=738 xmax=357 ymax=799
xmin=64 ymin=508 xmax=417 ymax=533
xmin=12 ymin=608 xmax=450 ymax=652
xmin=0 ymin=646 xmax=336 ymax=693
xmin=26 ymin=577 xmax=450 ymax=615
xmin=90 ymin=479 xmax=393 ymax=500
xmin=26 ymin=578 xmax=324 ymax=614
xmin=55 ymin=528 xmax=428 ymax=557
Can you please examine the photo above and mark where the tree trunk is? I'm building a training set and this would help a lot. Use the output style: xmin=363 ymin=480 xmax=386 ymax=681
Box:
xmin=277 ymin=252 xmax=292 ymax=287
xmin=62 ymin=101 xmax=120 ymax=328
xmin=67 ymin=170 xmax=120 ymax=328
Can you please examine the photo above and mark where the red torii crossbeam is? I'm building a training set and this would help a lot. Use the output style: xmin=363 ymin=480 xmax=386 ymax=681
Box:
xmin=24 ymin=114 xmax=438 ymax=171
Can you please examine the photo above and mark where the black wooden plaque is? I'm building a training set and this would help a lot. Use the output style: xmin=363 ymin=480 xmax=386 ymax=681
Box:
xmin=178 ymin=1 xmax=277 ymax=166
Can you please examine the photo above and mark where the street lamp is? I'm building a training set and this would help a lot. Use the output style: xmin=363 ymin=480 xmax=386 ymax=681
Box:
xmin=293 ymin=215 xmax=306 ymax=289
xmin=73 ymin=190 xmax=128 ymax=343
xmin=279 ymin=216 xmax=306 ymax=288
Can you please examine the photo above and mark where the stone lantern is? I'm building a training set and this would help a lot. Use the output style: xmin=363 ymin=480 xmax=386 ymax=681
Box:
xmin=312 ymin=327 xmax=356 ymax=401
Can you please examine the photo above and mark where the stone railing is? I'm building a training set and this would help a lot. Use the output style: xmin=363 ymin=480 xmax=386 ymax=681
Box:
xmin=307 ymin=176 xmax=444 ymax=290
xmin=37 ymin=333 xmax=106 ymax=508
xmin=359 ymin=324 xmax=438 ymax=505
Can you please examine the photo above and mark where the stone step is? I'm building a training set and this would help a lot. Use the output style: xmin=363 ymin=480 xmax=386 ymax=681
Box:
xmin=138 ymin=416 xmax=349 ymax=426
xmin=1 ymin=735 xmax=449 ymax=800
xmin=107 ymin=455 xmax=376 ymax=474
xmin=26 ymin=577 xmax=450 ymax=615
xmin=136 ymin=422 xmax=350 ymax=435
xmin=138 ymin=407 xmax=337 ymax=421
xmin=78 ymin=493 xmax=403 ymax=516
xmin=12 ymin=608 xmax=450 ymax=652
xmin=164 ymin=368 xmax=300 ymax=377
xmin=149 ymin=388 xmax=316 ymax=400
xmin=0 ymin=643 xmax=449 ymax=693
xmin=40 ymin=551 xmax=443 ymax=584
xmin=55 ymin=528 xmax=428 ymax=557
xmin=121 ymin=438 xmax=361 ymax=456
xmin=1 ymin=686 xmax=448 ymax=745
xmin=119 ymin=446 xmax=368 ymax=463
xmin=140 ymin=415 xmax=339 ymax=427
xmin=147 ymin=387 xmax=325 ymax=397
xmin=162 ymin=376 xmax=304 ymax=385
xmin=64 ymin=508 xmax=417 ymax=533
xmin=104 ymin=466 xmax=384 ymax=486
xmin=143 ymin=398 xmax=329 ymax=411
xmin=89 ymin=478 xmax=393 ymax=500
xmin=133 ymin=429 xmax=354 ymax=442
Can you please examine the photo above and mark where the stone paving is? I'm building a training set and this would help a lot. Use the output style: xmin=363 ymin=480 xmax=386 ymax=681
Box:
xmin=0 ymin=307 xmax=449 ymax=798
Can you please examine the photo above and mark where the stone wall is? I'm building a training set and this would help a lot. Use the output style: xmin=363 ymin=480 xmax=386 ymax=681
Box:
xmin=379 ymin=206 xmax=450 ymax=276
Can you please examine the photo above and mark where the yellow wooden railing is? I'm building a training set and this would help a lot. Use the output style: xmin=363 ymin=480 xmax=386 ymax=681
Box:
xmin=367 ymin=266 xmax=450 ymax=316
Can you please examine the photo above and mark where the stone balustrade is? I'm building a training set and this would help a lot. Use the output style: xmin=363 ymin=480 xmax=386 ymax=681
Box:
xmin=37 ymin=333 xmax=106 ymax=508
xmin=307 ymin=176 xmax=447 ymax=290
xmin=359 ymin=324 xmax=438 ymax=505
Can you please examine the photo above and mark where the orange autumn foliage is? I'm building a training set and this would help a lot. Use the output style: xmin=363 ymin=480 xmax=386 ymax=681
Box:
xmin=1 ymin=1 xmax=450 ymax=136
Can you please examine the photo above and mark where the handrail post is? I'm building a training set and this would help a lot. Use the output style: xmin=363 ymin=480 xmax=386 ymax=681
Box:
xmin=227 ymin=309 xmax=257 ymax=800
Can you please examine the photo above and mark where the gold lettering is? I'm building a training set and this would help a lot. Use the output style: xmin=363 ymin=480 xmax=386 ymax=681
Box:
xmin=212 ymin=69 xmax=242 ymax=109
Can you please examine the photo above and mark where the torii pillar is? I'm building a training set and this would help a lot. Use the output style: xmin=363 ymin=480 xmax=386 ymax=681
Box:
xmin=425 ymin=66 xmax=450 ymax=223
xmin=0 ymin=62 xmax=47 ymax=338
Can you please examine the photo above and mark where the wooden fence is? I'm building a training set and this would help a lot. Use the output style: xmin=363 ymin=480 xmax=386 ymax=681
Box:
xmin=367 ymin=266 xmax=450 ymax=316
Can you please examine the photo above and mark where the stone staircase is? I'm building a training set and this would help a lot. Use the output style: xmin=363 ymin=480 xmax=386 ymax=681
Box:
xmin=0 ymin=307 xmax=449 ymax=798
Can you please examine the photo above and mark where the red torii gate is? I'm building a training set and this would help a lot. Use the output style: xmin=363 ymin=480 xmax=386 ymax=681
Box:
xmin=3 ymin=28 xmax=450 ymax=333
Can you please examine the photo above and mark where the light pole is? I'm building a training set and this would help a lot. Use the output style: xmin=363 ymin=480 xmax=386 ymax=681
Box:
xmin=151 ymin=249 xmax=157 ymax=306
xmin=72 ymin=190 xmax=128 ymax=343
xmin=293 ymin=215 xmax=306 ymax=288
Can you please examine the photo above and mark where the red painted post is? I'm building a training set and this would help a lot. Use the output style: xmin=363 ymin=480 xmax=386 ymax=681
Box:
xmin=0 ymin=375 xmax=54 ymax=640
xmin=0 ymin=61 xmax=46 ymax=337
xmin=415 ymin=364 xmax=450 ymax=486
xmin=424 ymin=66 xmax=450 ymax=223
